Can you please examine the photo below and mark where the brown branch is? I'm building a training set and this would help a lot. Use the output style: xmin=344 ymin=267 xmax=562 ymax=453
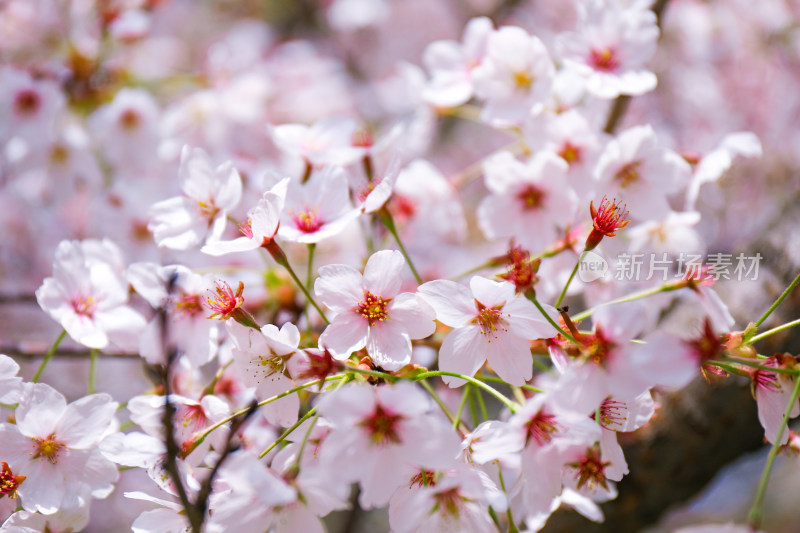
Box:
xmin=602 ymin=0 xmax=672 ymax=135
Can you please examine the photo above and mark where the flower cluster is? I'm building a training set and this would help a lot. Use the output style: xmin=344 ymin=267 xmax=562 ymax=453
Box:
xmin=1 ymin=0 xmax=797 ymax=532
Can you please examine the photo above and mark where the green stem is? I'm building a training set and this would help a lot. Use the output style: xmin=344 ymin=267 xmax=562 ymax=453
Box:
xmin=379 ymin=209 xmax=423 ymax=285
xmin=720 ymin=357 xmax=800 ymax=376
xmin=478 ymin=375 xmax=542 ymax=392
xmin=32 ymin=329 xmax=67 ymax=383
xmin=414 ymin=371 xmax=519 ymax=413
xmin=265 ymin=241 xmax=330 ymax=324
xmin=468 ymin=384 xmax=480 ymax=427
xmin=571 ymin=282 xmax=680 ymax=322
xmin=475 ymin=385 xmax=490 ymax=420
xmin=88 ymin=348 xmax=98 ymax=394
xmin=260 ymin=407 xmax=317 ymax=459
xmin=346 ymin=366 xmax=398 ymax=382
xmin=527 ymin=294 xmax=579 ymax=344
xmin=747 ymin=375 xmax=800 ymax=528
xmin=555 ymin=251 xmax=584 ymax=308
xmin=496 ymin=464 xmax=519 ymax=533
xmin=453 ymin=386 xmax=471 ymax=431
xmin=420 ymin=379 xmax=470 ymax=433
xmin=748 ymin=318 xmax=800 ymax=344
xmin=453 ymin=259 xmax=499 ymax=281
xmin=753 ymin=272 xmax=800 ymax=329
xmin=189 ymin=375 xmax=347 ymax=452
xmin=304 ymin=243 xmax=316 ymax=333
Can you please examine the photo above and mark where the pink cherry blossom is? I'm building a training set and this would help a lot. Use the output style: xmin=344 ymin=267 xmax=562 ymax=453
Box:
xmin=149 ymin=146 xmax=243 ymax=250
xmin=35 ymin=239 xmax=146 ymax=351
xmin=419 ymin=276 xmax=557 ymax=386
xmin=0 ymin=383 xmax=119 ymax=514
xmin=316 ymin=382 xmax=460 ymax=509
xmin=315 ymin=250 xmax=436 ymax=370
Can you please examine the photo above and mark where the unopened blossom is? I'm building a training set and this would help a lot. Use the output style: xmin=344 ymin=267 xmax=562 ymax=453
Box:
xmin=201 ymin=178 xmax=288 ymax=256
xmin=36 ymin=239 xmax=146 ymax=350
xmin=472 ymin=26 xmax=555 ymax=126
xmin=594 ymin=125 xmax=692 ymax=221
xmin=419 ymin=276 xmax=557 ymax=386
xmin=422 ymin=17 xmax=493 ymax=108
xmin=315 ymin=250 xmax=436 ymax=371
xmin=278 ymin=166 xmax=360 ymax=244
xmin=557 ymin=0 xmax=659 ymax=99
xmin=149 ymin=146 xmax=243 ymax=250
xmin=317 ymin=382 xmax=460 ymax=509
xmin=0 ymin=383 xmax=120 ymax=514
xmin=478 ymin=151 xmax=578 ymax=253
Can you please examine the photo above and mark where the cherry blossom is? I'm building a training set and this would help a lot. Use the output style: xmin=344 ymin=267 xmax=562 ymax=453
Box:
xmin=35 ymin=239 xmax=146 ymax=351
xmin=419 ymin=276 xmax=557 ymax=386
xmin=0 ymin=383 xmax=119 ymax=514
xmin=201 ymin=178 xmax=288 ymax=256
xmin=315 ymin=250 xmax=436 ymax=370
xmin=149 ymin=146 xmax=243 ymax=250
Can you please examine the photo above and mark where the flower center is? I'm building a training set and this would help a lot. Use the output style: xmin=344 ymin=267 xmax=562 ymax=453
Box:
xmin=357 ymin=292 xmax=390 ymax=326
xmin=569 ymin=446 xmax=611 ymax=490
xmin=591 ymin=196 xmax=630 ymax=236
xmin=517 ymin=184 xmax=547 ymax=210
xmin=238 ymin=219 xmax=253 ymax=238
xmin=473 ymin=301 xmax=507 ymax=340
xmin=72 ymin=294 xmax=96 ymax=318
xmin=589 ymin=47 xmax=620 ymax=72
xmin=526 ymin=410 xmax=559 ymax=446
xmin=614 ymin=161 xmax=641 ymax=188
xmin=433 ymin=487 xmax=462 ymax=517
xmin=597 ymin=398 xmax=628 ymax=431
xmin=14 ymin=89 xmax=40 ymax=116
xmin=580 ymin=328 xmax=616 ymax=367
xmin=32 ymin=434 xmax=66 ymax=464
xmin=360 ymin=404 xmax=404 ymax=446
xmin=174 ymin=293 xmax=204 ymax=318
xmin=196 ymin=200 xmax=219 ymax=220
xmin=513 ymin=71 xmax=534 ymax=90
xmin=179 ymin=404 xmax=208 ymax=432
xmin=205 ymin=280 xmax=245 ymax=319
xmin=409 ymin=469 xmax=437 ymax=488
xmin=291 ymin=206 xmax=324 ymax=234
xmin=559 ymin=142 xmax=582 ymax=164
xmin=250 ymin=354 xmax=286 ymax=383
xmin=119 ymin=108 xmax=141 ymax=130
xmin=49 ymin=143 xmax=70 ymax=166
xmin=0 ymin=462 xmax=25 ymax=499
